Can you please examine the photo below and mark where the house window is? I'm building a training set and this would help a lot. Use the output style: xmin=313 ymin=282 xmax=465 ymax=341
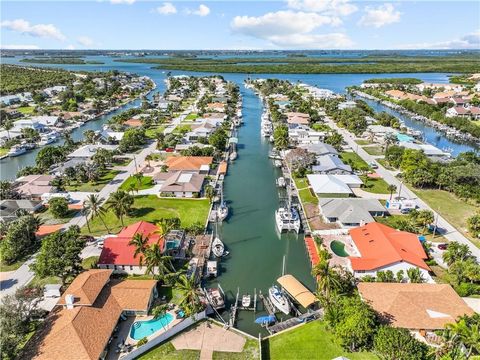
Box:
xmin=114 ymin=265 xmax=117 ymax=270
xmin=121 ymin=265 xmax=125 ymax=270
xmin=130 ymin=266 xmax=133 ymax=270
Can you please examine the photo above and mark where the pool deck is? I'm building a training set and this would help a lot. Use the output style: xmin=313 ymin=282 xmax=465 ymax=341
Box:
xmin=321 ymin=234 xmax=359 ymax=268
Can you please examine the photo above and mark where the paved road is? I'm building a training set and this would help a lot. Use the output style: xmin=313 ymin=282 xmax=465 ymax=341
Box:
xmin=324 ymin=115 xmax=480 ymax=260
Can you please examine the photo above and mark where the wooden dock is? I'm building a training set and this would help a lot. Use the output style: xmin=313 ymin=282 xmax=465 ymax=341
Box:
xmin=191 ymin=234 xmax=213 ymax=281
xmin=267 ymin=309 xmax=323 ymax=335
xmin=259 ymin=292 xmax=276 ymax=316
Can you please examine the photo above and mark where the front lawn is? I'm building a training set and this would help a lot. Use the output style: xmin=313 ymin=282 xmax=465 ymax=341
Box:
xmin=355 ymin=139 xmax=372 ymax=145
xmin=213 ymin=338 xmax=259 ymax=360
xmin=119 ymin=175 xmax=154 ymax=191
xmin=83 ymin=196 xmax=209 ymax=236
xmin=173 ymin=124 xmax=192 ymax=134
xmin=0 ymin=147 xmax=9 ymax=157
xmin=362 ymin=146 xmax=384 ymax=156
xmin=65 ymin=170 xmax=120 ymax=192
xmin=340 ymin=151 xmax=370 ymax=171
xmin=265 ymin=321 xmax=377 ymax=360
xmin=360 ymin=176 xmax=390 ymax=194
xmin=413 ymin=189 xmax=480 ymax=248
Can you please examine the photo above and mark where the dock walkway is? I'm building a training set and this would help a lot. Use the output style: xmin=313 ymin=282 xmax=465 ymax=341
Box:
xmin=268 ymin=309 xmax=323 ymax=334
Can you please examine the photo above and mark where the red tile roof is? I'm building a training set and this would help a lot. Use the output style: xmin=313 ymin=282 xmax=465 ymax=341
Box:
xmin=98 ymin=221 xmax=163 ymax=266
xmin=348 ymin=222 xmax=429 ymax=271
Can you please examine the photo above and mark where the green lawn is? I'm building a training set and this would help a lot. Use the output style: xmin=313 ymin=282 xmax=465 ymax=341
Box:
xmin=413 ymin=189 xmax=480 ymax=248
xmin=360 ymin=176 xmax=390 ymax=194
xmin=298 ymin=188 xmax=319 ymax=205
xmin=17 ymin=106 xmax=35 ymax=115
xmin=0 ymin=256 xmax=29 ymax=272
xmin=30 ymin=275 xmax=61 ymax=288
xmin=354 ymin=139 xmax=372 ymax=146
xmin=173 ymin=124 xmax=192 ymax=134
xmin=340 ymin=152 xmax=370 ymax=171
xmin=83 ymin=196 xmax=209 ymax=236
xmin=213 ymin=338 xmax=259 ymax=360
xmin=375 ymin=216 xmax=450 ymax=243
xmin=376 ymin=158 xmax=396 ymax=170
xmin=0 ymin=147 xmax=9 ymax=157
xmin=82 ymin=256 xmax=99 ymax=270
xmin=185 ymin=113 xmax=199 ymax=121
xmin=65 ymin=169 xmax=120 ymax=192
xmin=145 ymin=126 xmax=166 ymax=139
xmin=265 ymin=321 xmax=377 ymax=360
xmin=119 ymin=175 xmax=154 ymax=191
xmin=362 ymin=146 xmax=384 ymax=156
xmin=136 ymin=341 xmax=199 ymax=360
xmin=112 ymin=157 xmax=132 ymax=167
xmin=293 ymin=176 xmax=309 ymax=190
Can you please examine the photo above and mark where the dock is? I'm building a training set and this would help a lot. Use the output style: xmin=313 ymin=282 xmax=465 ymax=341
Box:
xmin=259 ymin=292 xmax=276 ymax=316
xmin=267 ymin=309 xmax=323 ymax=335
xmin=191 ymin=234 xmax=213 ymax=282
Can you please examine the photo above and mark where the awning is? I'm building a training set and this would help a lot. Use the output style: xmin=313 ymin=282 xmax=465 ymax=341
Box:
xmin=277 ymin=274 xmax=316 ymax=308
xmin=228 ymin=137 xmax=238 ymax=144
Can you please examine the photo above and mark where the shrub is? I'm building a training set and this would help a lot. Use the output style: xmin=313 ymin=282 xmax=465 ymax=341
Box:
xmin=48 ymin=197 xmax=69 ymax=218
xmin=137 ymin=337 xmax=148 ymax=347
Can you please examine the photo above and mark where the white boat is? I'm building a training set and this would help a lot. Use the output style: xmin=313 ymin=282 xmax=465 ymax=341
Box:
xmin=275 ymin=207 xmax=301 ymax=233
xmin=206 ymin=261 xmax=218 ymax=278
xmin=38 ymin=135 xmax=57 ymax=146
xmin=205 ymin=288 xmax=225 ymax=310
xmin=212 ymin=236 xmax=226 ymax=257
xmin=276 ymin=177 xmax=286 ymax=188
xmin=274 ymin=160 xmax=282 ymax=168
xmin=217 ymin=203 xmax=228 ymax=222
xmin=230 ymin=151 xmax=237 ymax=161
xmin=8 ymin=145 xmax=27 ymax=157
xmin=242 ymin=294 xmax=251 ymax=308
xmin=269 ymin=285 xmax=291 ymax=315
xmin=269 ymin=135 xmax=274 ymax=143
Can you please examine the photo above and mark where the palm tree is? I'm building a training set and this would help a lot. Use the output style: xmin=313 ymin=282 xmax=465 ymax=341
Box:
xmin=175 ymin=274 xmax=202 ymax=317
xmin=442 ymin=241 xmax=471 ymax=266
xmin=145 ymin=154 xmax=153 ymax=169
xmin=445 ymin=314 xmax=480 ymax=358
xmin=155 ymin=218 xmax=180 ymax=238
xmin=84 ymin=194 xmax=110 ymax=233
xmin=4 ymin=119 xmax=13 ymax=140
xmin=129 ymin=233 xmax=149 ymax=267
xmin=106 ymin=190 xmax=133 ymax=227
xmin=387 ymin=184 xmax=397 ymax=200
xmin=144 ymin=243 xmax=175 ymax=283
xmin=82 ymin=205 xmax=91 ymax=233
xmin=133 ymin=172 xmax=144 ymax=188
xmin=312 ymin=260 xmax=341 ymax=301
xmin=406 ymin=267 xmax=424 ymax=283
xmin=152 ymin=304 xmax=170 ymax=330
xmin=204 ymin=185 xmax=215 ymax=203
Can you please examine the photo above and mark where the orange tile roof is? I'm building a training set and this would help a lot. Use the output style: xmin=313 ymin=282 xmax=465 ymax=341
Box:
xmin=166 ymin=156 xmax=213 ymax=171
xmin=124 ymin=119 xmax=143 ymax=127
xmin=358 ymin=283 xmax=474 ymax=330
xmin=218 ymin=161 xmax=228 ymax=175
xmin=348 ymin=222 xmax=429 ymax=271
xmin=35 ymin=224 xmax=63 ymax=237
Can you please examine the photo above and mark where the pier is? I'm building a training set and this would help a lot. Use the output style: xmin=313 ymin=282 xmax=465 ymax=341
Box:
xmin=267 ymin=310 xmax=323 ymax=335
xmin=259 ymin=292 xmax=276 ymax=316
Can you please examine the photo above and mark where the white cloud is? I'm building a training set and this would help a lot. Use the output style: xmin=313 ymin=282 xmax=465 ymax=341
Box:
xmin=110 ymin=0 xmax=135 ymax=4
xmin=287 ymin=0 xmax=357 ymax=16
xmin=155 ymin=2 xmax=177 ymax=15
xmin=186 ymin=4 xmax=210 ymax=17
xmin=66 ymin=44 xmax=76 ymax=50
xmin=0 ymin=44 xmax=40 ymax=50
xmin=77 ymin=36 xmax=94 ymax=47
xmin=1 ymin=19 xmax=66 ymax=41
xmin=358 ymin=3 xmax=401 ymax=28
xmin=231 ymin=10 xmax=349 ymax=48
xmin=398 ymin=30 xmax=480 ymax=50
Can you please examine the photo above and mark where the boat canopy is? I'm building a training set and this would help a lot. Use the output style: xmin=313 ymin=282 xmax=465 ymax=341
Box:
xmin=277 ymin=274 xmax=316 ymax=308
xmin=229 ymin=137 xmax=239 ymax=144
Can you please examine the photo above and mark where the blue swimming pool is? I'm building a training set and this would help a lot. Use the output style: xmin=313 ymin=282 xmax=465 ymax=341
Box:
xmin=130 ymin=313 xmax=175 ymax=340
xmin=397 ymin=133 xmax=414 ymax=142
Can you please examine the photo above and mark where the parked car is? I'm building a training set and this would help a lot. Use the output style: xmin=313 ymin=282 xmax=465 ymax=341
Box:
xmin=370 ymin=161 xmax=378 ymax=169
xmin=400 ymin=208 xmax=413 ymax=214
xmin=438 ymin=243 xmax=448 ymax=250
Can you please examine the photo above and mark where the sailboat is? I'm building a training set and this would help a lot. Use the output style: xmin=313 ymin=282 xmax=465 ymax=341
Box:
xmin=216 ymin=187 xmax=229 ymax=222
xmin=275 ymin=181 xmax=301 ymax=233
xmin=268 ymin=256 xmax=291 ymax=315
xmin=211 ymin=222 xmax=228 ymax=257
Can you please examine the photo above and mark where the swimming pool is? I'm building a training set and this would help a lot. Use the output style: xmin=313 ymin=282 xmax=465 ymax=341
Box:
xmin=130 ymin=313 xmax=175 ymax=340
xmin=330 ymin=240 xmax=349 ymax=257
xmin=397 ymin=133 xmax=414 ymax=142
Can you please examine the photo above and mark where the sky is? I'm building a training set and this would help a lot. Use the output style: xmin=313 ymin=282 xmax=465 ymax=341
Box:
xmin=1 ymin=0 xmax=479 ymax=50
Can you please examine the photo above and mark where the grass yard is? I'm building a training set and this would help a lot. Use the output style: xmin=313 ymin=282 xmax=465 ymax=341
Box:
xmin=360 ymin=176 xmax=390 ymax=194
xmin=37 ymin=208 xmax=77 ymax=225
xmin=376 ymin=158 xmax=396 ymax=170
xmin=119 ymin=175 xmax=154 ymax=191
xmin=145 ymin=126 xmax=166 ymax=139
xmin=137 ymin=341 xmax=199 ymax=360
xmin=17 ymin=106 xmax=35 ymax=115
xmin=340 ymin=151 xmax=370 ymax=171
xmin=112 ymin=157 xmax=132 ymax=167
xmin=354 ymin=139 xmax=372 ymax=145
xmin=265 ymin=321 xmax=377 ymax=360
xmin=30 ymin=275 xmax=61 ymax=288
xmin=298 ymin=188 xmax=319 ymax=205
xmin=83 ymin=196 xmax=210 ymax=236
xmin=0 ymin=147 xmax=9 ymax=157
xmin=65 ymin=169 xmax=120 ymax=192
xmin=413 ymin=189 xmax=480 ymax=248
xmin=82 ymin=256 xmax=99 ymax=270
xmin=362 ymin=146 xmax=384 ymax=156
xmin=184 ymin=113 xmax=199 ymax=121
xmin=293 ymin=175 xmax=309 ymax=190
xmin=173 ymin=124 xmax=192 ymax=134
xmin=213 ymin=338 xmax=260 ymax=360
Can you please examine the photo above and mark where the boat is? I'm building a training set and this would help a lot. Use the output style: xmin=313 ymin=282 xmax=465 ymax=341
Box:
xmin=275 ymin=184 xmax=301 ymax=233
xmin=242 ymin=294 xmax=251 ymax=307
xmin=255 ymin=315 xmax=276 ymax=325
xmin=216 ymin=188 xmax=229 ymax=222
xmin=8 ymin=145 xmax=27 ymax=157
xmin=269 ymin=285 xmax=291 ymax=315
xmin=268 ymin=151 xmax=282 ymax=160
xmin=212 ymin=236 xmax=226 ymax=257
xmin=206 ymin=260 xmax=218 ymax=278
xmin=205 ymin=288 xmax=225 ymax=310
xmin=274 ymin=160 xmax=282 ymax=168
xmin=276 ymin=177 xmax=286 ymax=188
xmin=230 ymin=151 xmax=237 ymax=161
xmin=38 ymin=134 xmax=57 ymax=146
xmin=23 ymin=143 xmax=36 ymax=150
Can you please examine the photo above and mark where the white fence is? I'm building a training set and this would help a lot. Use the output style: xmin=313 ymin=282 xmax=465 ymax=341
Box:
xmin=312 ymin=229 xmax=349 ymax=236
xmin=120 ymin=311 xmax=207 ymax=360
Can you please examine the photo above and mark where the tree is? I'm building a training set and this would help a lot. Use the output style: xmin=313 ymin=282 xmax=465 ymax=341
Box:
xmin=129 ymin=233 xmax=149 ymax=267
xmin=442 ymin=241 xmax=472 ymax=266
xmin=106 ymin=190 xmax=133 ymax=227
xmin=374 ymin=326 xmax=429 ymax=360
xmin=48 ymin=197 xmax=69 ymax=218
xmin=83 ymin=130 xmax=98 ymax=144
xmin=312 ymin=255 xmax=342 ymax=302
xmin=445 ymin=314 xmax=480 ymax=358
xmin=144 ymin=243 xmax=174 ymax=282
xmin=467 ymin=213 xmax=480 ymax=238
xmin=0 ymin=215 xmax=39 ymax=265
xmin=152 ymin=304 xmax=170 ymax=330
xmin=119 ymin=128 xmax=147 ymax=153
xmin=0 ymin=180 xmax=19 ymax=200
xmin=406 ymin=268 xmax=424 ymax=283
xmin=31 ymin=226 xmax=85 ymax=284
xmin=84 ymin=194 xmax=109 ymax=233
xmin=3 ymin=119 xmax=13 ymax=140
xmin=324 ymin=131 xmax=343 ymax=151
xmin=204 ymin=184 xmax=215 ymax=203
xmin=175 ymin=274 xmax=203 ymax=317
xmin=208 ymin=128 xmax=228 ymax=150
xmin=273 ymin=124 xmax=289 ymax=150
xmin=387 ymin=184 xmax=397 ymax=200
xmin=155 ymin=217 xmax=180 ymax=238
xmin=410 ymin=209 xmax=434 ymax=234
xmin=36 ymin=146 xmax=65 ymax=170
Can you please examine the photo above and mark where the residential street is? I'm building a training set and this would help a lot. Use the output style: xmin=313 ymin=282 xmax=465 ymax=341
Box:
xmin=324 ymin=115 xmax=480 ymax=260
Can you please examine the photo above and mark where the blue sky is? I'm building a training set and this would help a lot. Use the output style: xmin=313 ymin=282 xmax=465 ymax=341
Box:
xmin=1 ymin=1 xmax=479 ymax=50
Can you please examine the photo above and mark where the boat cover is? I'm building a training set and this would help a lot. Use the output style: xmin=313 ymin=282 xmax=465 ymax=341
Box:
xmin=277 ymin=274 xmax=316 ymax=308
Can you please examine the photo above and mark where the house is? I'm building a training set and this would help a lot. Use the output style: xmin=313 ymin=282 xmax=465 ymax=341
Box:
xmin=385 ymin=90 xmax=424 ymax=101
xmin=23 ymin=269 xmax=157 ymax=360
xmin=398 ymin=142 xmax=450 ymax=159
xmin=446 ymin=106 xmax=477 ymax=118
xmin=165 ymin=156 xmax=213 ymax=173
xmin=67 ymin=144 xmax=118 ymax=160
xmin=156 ymin=171 xmax=206 ymax=198
xmin=43 ymin=86 xmax=67 ymax=97
xmin=298 ymin=142 xmax=338 ymax=157
xmin=318 ymin=198 xmax=386 ymax=228
xmin=30 ymin=116 xmax=60 ymax=127
xmin=337 ymin=101 xmax=357 ymax=110
xmin=98 ymin=221 xmax=163 ymax=274
xmin=450 ymin=97 xmax=468 ymax=106
xmin=358 ymin=283 xmax=474 ymax=340
xmin=364 ymin=124 xmax=398 ymax=143
xmin=49 ymin=158 xmax=87 ymax=176
xmin=347 ymin=222 xmax=433 ymax=282
xmin=286 ymin=112 xmax=310 ymax=126
xmin=205 ymin=102 xmax=226 ymax=112
xmin=312 ymin=155 xmax=352 ymax=175
xmin=288 ymin=127 xmax=325 ymax=145
xmin=416 ymin=83 xmax=463 ymax=92
xmin=157 ymin=99 xmax=171 ymax=111
xmin=15 ymin=174 xmax=55 ymax=200
xmin=0 ymin=94 xmax=21 ymax=106
xmin=307 ymin=174 xmax=363 ymax=197
xmin=0 ymin=199 xmax=43 ymax=222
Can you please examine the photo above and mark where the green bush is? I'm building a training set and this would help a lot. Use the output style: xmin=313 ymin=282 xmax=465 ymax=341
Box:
xmin=48 ymin=197 xmax=69 ymax=218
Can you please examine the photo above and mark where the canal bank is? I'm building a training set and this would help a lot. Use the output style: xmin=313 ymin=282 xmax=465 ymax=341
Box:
xmin=210 ymin=83 xmax=315 ymax=336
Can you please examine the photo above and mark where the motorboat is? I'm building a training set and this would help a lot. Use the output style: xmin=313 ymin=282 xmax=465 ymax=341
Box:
xmin=206 ymin=260 xmax=218 ymax=278
xmin=211 ymin=236 xmax=226 ymax=257
xmin=276 ymin=177 xmax=286 ymax=188
xmin=230 ymin=151 xmax=237 ymax=161
xmin=242 ymin=294 xmax=252 ymax=308
xmin=275 ymin=206 xmax=301 ymax=233
xmin=23 ymin=143 xmax=36 ymax=150
xmin=268 ymin=151 xmax=282 ymax=160
xmin=269 ymin=285 xmax=291 ymax=315
xmin=205 ymin=288 xmax=225 ymax=310
xmin=8 ymin=145 xmax=27 ymax=157
xmin=274 ymin=160 xmax=282 ymax=168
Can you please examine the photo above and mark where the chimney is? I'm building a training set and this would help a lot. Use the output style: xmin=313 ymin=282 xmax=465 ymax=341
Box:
xmin=65 ymin=294 xmax=75 ymax=310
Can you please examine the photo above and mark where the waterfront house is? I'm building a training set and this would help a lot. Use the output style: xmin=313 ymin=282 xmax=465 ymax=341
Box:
xmin=15 ymin=175 xmax=55 ymax=200
xmin=364 ymin=124 xmax=398 ymax=143
xmin=98 ymin=221 xmax=163 ymax=274
xmin=165 ymin=156 xmax=213 ymax=173
xmin=312 ymin=155 xmax=353 ymax=175
xmin=156 ymin=171 xmax=206 ymax=198
xmin=358 ymin=283 xmax=474 ymax=343
xmin=307 ymin=174 xmax=363 ymax=197
xmin=347 ymin=223 xmax=433 ymax=282
xmin=163 ymin=230 xmax=187 ymax=259
xmin=416 ymin=83 xmax=464 ymax=92
xmin=398 ymin=142 xmax=450 ymax=160
xmin=337 ymin=100 xmax=357 ymax=110
xmin=446 ymin=106 xmax=478 ymax=118
xmin=298 ymin=142 xmax=338 ymax=157
xmin=49 ymin=158 xmax=87 ymax=176
xmin=318 ymin=198 xmax=386 ymax=228
xmin=0 ymin=94 xmax=21 ymax=106
xmin=30 ymin=116 xmax=60 ymax=127
xmin=288 ymin=127 xmax=325 ymax=145
xmin=0 ymin=199 xmax=43 ymax=222
xmin=286 ymin=112 xmax=310 ymax=126
xmin=67 ymin=144 xmax=118 ymax=160
xmin=43 ymin=86 xmax=67 ymax=97
xmin=206 ymin=102 xmax=226 ymax=112
xmin=23 ymin=269 xmax=157 ymax=360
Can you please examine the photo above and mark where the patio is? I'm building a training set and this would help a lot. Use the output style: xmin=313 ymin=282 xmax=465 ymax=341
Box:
xmin=320 ymin=234 xmax=359 ymax=268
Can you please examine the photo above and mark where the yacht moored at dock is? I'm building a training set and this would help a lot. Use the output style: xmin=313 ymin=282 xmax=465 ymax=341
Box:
xmin=8 ymin=145 xmax=27 ymax=157
xmin=268 ymin=285 xmax=291 ymax=315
